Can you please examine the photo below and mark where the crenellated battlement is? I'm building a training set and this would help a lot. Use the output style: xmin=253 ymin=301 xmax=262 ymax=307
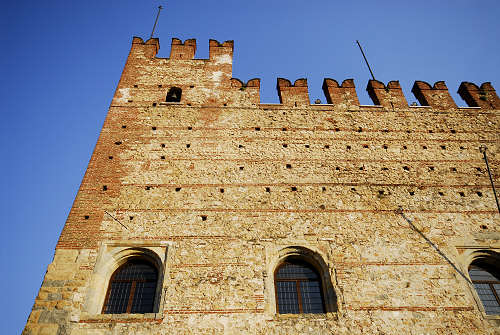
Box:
xmin=124 ymin=37 xmax=499 ymax=110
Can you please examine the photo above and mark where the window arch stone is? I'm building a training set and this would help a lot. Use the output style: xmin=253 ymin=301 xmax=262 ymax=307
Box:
xmin=83 ymin=243 xmax=168 ymax=316
xmin=267 ymin=246 xmax=338 ymax=314
xmin=463 ymin=249 xmax=500 ymax=316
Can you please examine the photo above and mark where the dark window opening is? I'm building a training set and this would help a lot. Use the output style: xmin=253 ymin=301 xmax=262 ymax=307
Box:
xmin=166 ymin=87 xmax=182 ymax=102
xmin=103 ymin=259 xmax=158 ymax=314
xmin=469 ymin=260 xmax=500 ymax=315
xmin=275 ymin=259 xmax=326 ymax=314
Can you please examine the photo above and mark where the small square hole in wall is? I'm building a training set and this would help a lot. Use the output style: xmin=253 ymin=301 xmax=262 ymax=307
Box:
xmin=383 ymin=145 xmax=388 ymax=149
xmin=175 ymin=187 xmax=181 ymax=192
xmin=346 ymin=145 xmax=351 ymax=150
xmin=129 ymin=216 xmax=134 ymax=221
xmin=409 ymin=191 xmax=415 ymax=196
xmin=335 ymin=167 xmax=340 ymax=171
xmin=378 ymin=190 xmax=384 ymax=195
xmin=324 ymin=145 xmax=330 ymax=149
xmin=255 ymin=127 xmax=261 ymax=131
xmin=429 ymin=166 xmax=435 ymax=171
xmin=476 ymin=191 xmax=483 ymax=197
xmin=220 ymin=188 xmax=224 ymax=193
xmin=282 ymin=128 xmax=287 ymax=131
xmin=305 ymin=144 xmax=310 ymax=148
xmin=238 ymin=144 xmax=244 ymax=148
xmin=402 ymin=146 xmax=407 ymax=150
xmin=128 ymin=100 xmax=133 ymax=103
xmin=476 ymin=167 xmax=482 ymax=172
xmin=102 ymin=185 xmax=108 ymax=191
xmin=223 ymin=103 xmax=227 ymax=106
xmin=152 ymin=103 xmax=157 ymax=107
xmin=187 ymin=103 xmax=192 ymax=106
xmin=186 ymin=144 xmax=191 ymax=148
xmin=359 ymin=166 xmax=364 ymax=170
xmin=158 ymin=84 xmax=162 ymax=88
xmin=190 ymin=85 xmax=194 ymax=88
xmin=351 ymin=187 xmax=356 ymax=191
xmin=114 ymin=141 xmax=122 ymax=145
xmin=451 ymin=129 xmax=456 ymax=134
xmin=319 ymin=204 xmax=326 ymax=210
xmin=357 ymin=127 xmax=363 ymax=132
xmin=429 ymin=130 xmax=433 ymax=133
xmin=440 ymin=145 xmax=446 ymax=150
xmin=108 ymin=156 xmax=113 ymax=160
xmin=201 ymin=215 xmax=207 ymax=221
xmin=422 ymin=145 xmax=427 ymax=149
xmin=363 ymin=144 xmax=369 ymax=148
xmin=161 ymin=144 xmax=165 ymax=148
xmin=480 ymin=224 xmax=488 ymax=230
xmin=334 ymin=127 xmax=340 ymax=132
xmin=291 ymin=186 xmax=297 ymax=191
xmin=460 ymin=146 xmax=465 ymax=150
xmin=459 ymin=191 xmax=465 ymax=197
xmin=406 ymin=130 xmax=411 ymax=134
xmin=152 ymin=126 xmax=157 ymax=130
xmin=438 ymin=191 xmax=444 ymax=196
xmin=84 ymin=215 xmax=90 ymax=220
xmin=286 ymin=164 xmax=292 ymax=169
xmin=145 ymin=186 xmax=151 ymax=190
xmin=451 ymin=167 xmax=457 ymax=172
xmin=265 ymin=187 xmax=271 ymax=193
xmin=382 ymin=129 xmax=389 ymax=133
xmin=403 ymin=166 xmax=410 ymax=171
xmin=161 ymin=156 xmax=165 ymax=160
xmin=282 ymin=144 xmax=288 ymax=148
xmin=122 ymin=125 xmax=127 ymax=129
xmin=322 ymin=186 xmax=326 ymax=191
xmin=133 ymin=85 xmax=138 ymax=88
xmin=381 ymin=167 xmax=388 ymax=171
xmin=188 ymin=126 xmax=192 ymax=130
xmin=239 ymin=166 xmax=244 ymax=170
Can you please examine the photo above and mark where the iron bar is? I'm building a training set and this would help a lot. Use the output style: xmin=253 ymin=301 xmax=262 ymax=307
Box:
xmin=480 ymin=145 xmax=500 ymax=213
xmin=356 ymin=40 xmax=375 ymax=80
xmin=150 ymin=5 xmax=163 ymax=39
xmin=104 ymin=210 xmax=129 ymax=230
xmin=396 ymin=208 xmax=471 ymax=284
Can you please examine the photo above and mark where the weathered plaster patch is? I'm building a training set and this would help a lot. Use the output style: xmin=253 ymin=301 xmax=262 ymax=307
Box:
xmin=116 ymin=88 xmax=131 ymax=103
xmin=215 ymin=54 xmax=232 ymax=65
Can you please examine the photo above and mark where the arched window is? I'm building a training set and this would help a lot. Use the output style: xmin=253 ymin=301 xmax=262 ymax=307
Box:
xmin=166 ymin=87 xmax=182 ymax=102
xmin=102 ymin=258 xmax=158 ymax=314
xmin=469 ymin=259 xmax=500 ymax=315
xmin=275 ymin=258 xmax=325 ymax=314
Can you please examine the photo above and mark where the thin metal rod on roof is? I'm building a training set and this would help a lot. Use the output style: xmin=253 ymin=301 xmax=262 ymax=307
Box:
xmin=480 ymin=145 xmax=500 ymax=213
xmin=356 ymin=40 xmax=376 ymax=80
xmin=150 ymin=5 xmax=163 ymax=39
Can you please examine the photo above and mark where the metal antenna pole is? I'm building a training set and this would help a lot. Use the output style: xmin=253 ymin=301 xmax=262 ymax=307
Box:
xmin=480 ymin=145 xmax=500 ymax=213
xmin=356 ymin=40 xmax=376 ymax=80
xmin=150 ymin=5 xmax=163 ymax=39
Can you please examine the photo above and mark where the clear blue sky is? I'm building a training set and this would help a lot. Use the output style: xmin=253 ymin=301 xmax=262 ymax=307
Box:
xmin=1 ymin=1 xmax=499 ymax=332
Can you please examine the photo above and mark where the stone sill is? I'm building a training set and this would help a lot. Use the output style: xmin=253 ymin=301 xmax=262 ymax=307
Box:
xmin=79 ymin=312 xmax=163 ymax=323
xmin=274 ymin=312 xmax=337 ymax=321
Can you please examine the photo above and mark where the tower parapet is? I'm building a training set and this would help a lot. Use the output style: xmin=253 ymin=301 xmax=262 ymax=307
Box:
xmin=367 ymin=80 xmax=408 ymax=109
xmin=170 ymin=38 xmax=196 ymax=59
xmin=411 ymin=81 xmax=457 ymax=110
xmin=130 ymin=37 xmax=159 ymax=58
xmin=458 ymin=82 xmax=500 ymax=109
xmin=322 ymin=79 xmax=359 ymax=108
xmin=277 ymin=78 xmax=309 ymax=106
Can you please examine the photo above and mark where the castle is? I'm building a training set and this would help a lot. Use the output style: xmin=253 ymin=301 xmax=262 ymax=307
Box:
xmin=23 ymin=36 xmax=500 ymax=334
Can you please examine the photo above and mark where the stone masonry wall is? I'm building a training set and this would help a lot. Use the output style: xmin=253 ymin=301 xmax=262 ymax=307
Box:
xmin=23 ymin=37 xmax=500 ymax=335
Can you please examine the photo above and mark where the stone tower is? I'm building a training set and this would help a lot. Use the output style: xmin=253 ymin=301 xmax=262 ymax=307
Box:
xmin=24 ymin=36 xmax=500 ymax=334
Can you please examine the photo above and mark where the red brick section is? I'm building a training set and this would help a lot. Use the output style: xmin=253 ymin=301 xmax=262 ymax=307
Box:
xmin=366 ymin=80 xmax=408 ymax=109
xmin=277 ymin=78 xmax=310 ymax=106
xmin=411 ymin=81 xmax=457 ymax=109
xmin=458 ymin=82 xmax=500 ymax=109
xmin=322 ymin=78 xmax=359 ymax=107
xmin=170 ymin=38 xmax=196 ymax=60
